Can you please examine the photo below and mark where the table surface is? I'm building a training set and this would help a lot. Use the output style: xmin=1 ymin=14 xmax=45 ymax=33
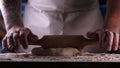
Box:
xmin=0 ymin=52 xmax=120 ymax=62
xmin=0 ymin=45 xmax=119 ymax=62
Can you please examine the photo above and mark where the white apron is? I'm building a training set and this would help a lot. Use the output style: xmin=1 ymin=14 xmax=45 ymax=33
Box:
xmin=23 ymin=0 xmax=105 ymax=53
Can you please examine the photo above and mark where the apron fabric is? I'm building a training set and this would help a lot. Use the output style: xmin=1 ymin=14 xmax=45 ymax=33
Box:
xmin=23 ymin=0 xmax=105 ymax=53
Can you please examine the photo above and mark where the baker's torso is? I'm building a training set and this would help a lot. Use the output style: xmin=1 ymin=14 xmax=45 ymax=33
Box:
xmin=27 ymin=0 xmax=98 ymax=12
xmin=23 ymin=0 xmax=104 ymax=52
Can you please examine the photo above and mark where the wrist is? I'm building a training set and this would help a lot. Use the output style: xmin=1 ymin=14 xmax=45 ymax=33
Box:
xmin=4 ymin=14 xmax=23 ymax=31
xmin=104 ymin=17 xmax=120 ymax=32
xmin=6 ymin=22 xmax=24 ymax=31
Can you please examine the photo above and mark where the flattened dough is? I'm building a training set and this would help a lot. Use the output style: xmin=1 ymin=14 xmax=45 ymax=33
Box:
xmin=32 ymin=47 xmax=81 ymax=56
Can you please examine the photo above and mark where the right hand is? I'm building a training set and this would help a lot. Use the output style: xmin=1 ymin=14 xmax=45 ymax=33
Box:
xmin=87 ymin=29 xmax=120 ymax=52
xmin=2 ymin=26 xmax=38 ymax=53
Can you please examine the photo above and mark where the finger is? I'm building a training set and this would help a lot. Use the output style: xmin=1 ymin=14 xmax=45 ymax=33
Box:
xmin=112 ymin=32 xmax=119 ymax=51
xmin=99 ymin=31 xmax=106 ymax=48
xmin=7 ymin=34 xmax=14 ymax=50
xmin=13 ymin=32 xmax=20 ymax=52
xmin=119 ymin=35 xmax=120 ymax=49
xmin=24 ymin=28 xmax=38 ymax=41
xmin=93 ymin=29 xmax=105 ymax=48
xmin=106 ymin=31 xmax=114 ymax=51
xmin=28 ymin=31 xmax=38 ymax=42
xmin=87 ymin=32 xmax=98 ymax=40
xmin=1 ymin=36 xmax=8 ymax=53
xmin=19 ymin=31 xmax=28 ymax=49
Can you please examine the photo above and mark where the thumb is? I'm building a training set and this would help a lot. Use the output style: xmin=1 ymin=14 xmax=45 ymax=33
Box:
xmin=28 ymin=32 xmax=39 ymax=42
xmin=86 ymin=32 xmax=98 ymax=40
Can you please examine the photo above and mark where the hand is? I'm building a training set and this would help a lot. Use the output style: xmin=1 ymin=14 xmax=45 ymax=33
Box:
xmin=2 ymin=26 xmax=38 ymax=53
xmin=87 ymin=29 xmax=120 ymax=52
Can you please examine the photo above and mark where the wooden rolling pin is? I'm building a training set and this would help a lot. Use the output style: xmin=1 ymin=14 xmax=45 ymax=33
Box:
xmin=30 ymin=35 xmax=98 ymax=50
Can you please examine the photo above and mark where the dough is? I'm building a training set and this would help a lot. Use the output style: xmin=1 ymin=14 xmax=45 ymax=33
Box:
xmin=32 ymin=47 xmax=81 ymax=56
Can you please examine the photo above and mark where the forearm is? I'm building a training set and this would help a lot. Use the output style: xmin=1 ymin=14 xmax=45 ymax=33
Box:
xmin=105 ymin=0 xmax=120 ymax=32
xmin=0 ymin=0 xmax=23 ymax=31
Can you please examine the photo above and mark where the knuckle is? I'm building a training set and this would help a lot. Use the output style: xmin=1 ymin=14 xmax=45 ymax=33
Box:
xmin=24 ymin=28 xmax=30 ymax=31
xmin=6 ymin=34 xmax=12 ymax=38
xmin=13 ymin=33 xmax=19 ymax=39
xmin=20 ymin=31 xmax=25 ymax=37
xmin=6 ymin=33 xmax=13 ymax=40
xmin=24 ymin=28 xmax=31 ymax=33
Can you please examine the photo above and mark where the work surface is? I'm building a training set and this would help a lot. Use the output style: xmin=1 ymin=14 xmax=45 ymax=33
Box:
xmin=0 ymin=45 xmax=119 ymax=62
xmin=0 ymin=52 xmax=120 ymax=62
